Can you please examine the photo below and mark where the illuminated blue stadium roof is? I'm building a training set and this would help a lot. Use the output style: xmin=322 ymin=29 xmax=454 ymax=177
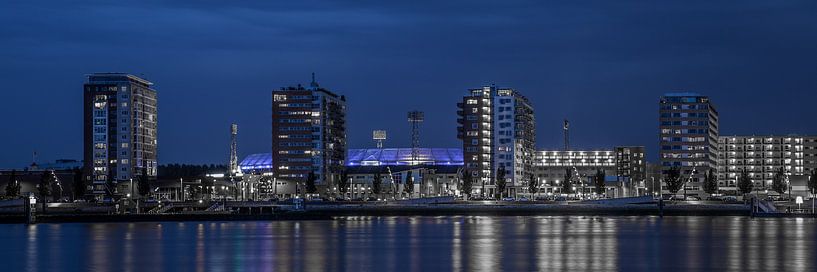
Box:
xmin=347 ymin=148 xmax=463 ymax=166
xmin=239 ymin=153 xmax=272 ymax=172
xmin=239 ymin=148 xmax=464 ymax=171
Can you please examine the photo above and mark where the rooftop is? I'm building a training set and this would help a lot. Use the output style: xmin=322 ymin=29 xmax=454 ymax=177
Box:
xmin=347 ymin=148 xmax=464 ymax=166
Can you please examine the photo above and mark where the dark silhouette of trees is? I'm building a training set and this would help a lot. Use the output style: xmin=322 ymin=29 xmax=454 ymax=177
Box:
xmin=562 ymin=168 xmax=573 ymax=194
xmin=703 ymin=169 xmax=718 ymax=195
xmin=404 ymin=171 xmax=414 ymax=197
xmin=461 ymin=171 xmax=473 ymax=199
xmin=594 ymin=169 xmax=606 ymax=195
xmin=495 ymin=165 xmax=507 ymax=199
xmin=664 ymin=167 xmax=683 ymax=196
xmin=372 ymin=171 xmax=382 ymax=196
xmin=72 ymin=168 xmax=86 ymax=200
xmin=771 ymin=167 xmax=786 ymax=195
xmin=137 ymin=167 xmax=151 ymax=197
xmin=528 ymin=173 xmax=538 ymax=195
xmin=5 ymin=170 xmax=20 ymax=198
xmin=338 ymin=170 xmax=349 ymax=197
xmin=306 ymin=172 xmax=318 ymax=195
xmin=38 ymin=170 xmax=55 ymax=202
xmin=737 ymin=169 xmax=754 ymax=195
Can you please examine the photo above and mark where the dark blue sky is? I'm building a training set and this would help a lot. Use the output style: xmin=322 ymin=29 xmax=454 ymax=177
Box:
xmin=1 ymin=1 xmax=816 ymax=167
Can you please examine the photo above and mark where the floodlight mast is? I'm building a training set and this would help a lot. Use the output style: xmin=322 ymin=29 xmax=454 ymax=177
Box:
xmin=408 ymin=111 xmax=424 ymax=164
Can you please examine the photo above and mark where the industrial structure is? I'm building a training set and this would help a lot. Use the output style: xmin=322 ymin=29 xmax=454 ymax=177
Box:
xmin=83 ymin=73 xmax=158 ymax=199
xmin=407 ymin=111 xmax=424 ymax=164
xmin=228 ymin=123 xmax=240 ymax=176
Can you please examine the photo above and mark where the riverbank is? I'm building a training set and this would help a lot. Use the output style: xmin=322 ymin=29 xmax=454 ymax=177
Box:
xmin=0 ymin=212 xmax=332 ymax=224
xmin=305 ymin=203 xmax=753 ymax=216
xmin=0 ymin=202 xmax=787 ymax=224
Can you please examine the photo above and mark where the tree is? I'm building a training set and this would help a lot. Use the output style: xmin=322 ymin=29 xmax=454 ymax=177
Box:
xmin=5 ymin=170 xmax=20 ymax=198
xmin=38 ymin=170 xmax=55 ymax=202
xmin=461 ymin=171 xmax=473 ymax=199
xmin=495 ymin=166 xmax=507 ymax=199
xmin=809 ymin=169 xmax=817 ymax=196
xmin=372 ymin=170 xmax=382 ymax=196
xmin=137 ymin=167 xmax=151 ymax=198
xmin=594 ymin=169 xmax=606 ymax=195
xmin=737 ymin=168 xmax=754 ymax=196
xmin=338 ymin=171 xmax=349 ymax=197
xmin=771 ymin=167 xmax=786 ymax=195
xmin=664 ymin=167 xmax=683 ymax=196
xmin=703 ymin=169 xmax=718 ymax=195
xmin=404 ymin=171 xmax=414 ymax=197
xmin=72 ymin=168 xmax=86 ymax=200
xmin=562 ymin=168 xmax=573 ymax=194
xmin=305 ymin=172 xmax=318 ymax=195
xmin=528 ymin=173 xmax=538 ymax=195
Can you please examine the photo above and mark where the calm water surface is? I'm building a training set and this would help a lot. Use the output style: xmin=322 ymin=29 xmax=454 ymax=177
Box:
xmin=1 ymin=216 xmax=815 ymax=271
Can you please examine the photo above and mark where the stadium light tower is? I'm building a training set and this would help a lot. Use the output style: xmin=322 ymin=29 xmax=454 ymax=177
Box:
xmin=373 ymin=130 xmax=387 ymax=149
xmin=408 ymin=111 xmax=424 ymax=164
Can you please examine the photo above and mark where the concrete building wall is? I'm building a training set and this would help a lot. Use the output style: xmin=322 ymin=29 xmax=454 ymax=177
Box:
xmin=271 ymin=80 xmax=346 ymax=191
xmin=717 ymin=135 xmax=817 ymax=194
xmin=659 ymin=93 xmax=719 ymax=196
xmin=457 ymin=86 xmax=535 ymax=197
xmin=83 ymin=73 xmax=157 ymax=199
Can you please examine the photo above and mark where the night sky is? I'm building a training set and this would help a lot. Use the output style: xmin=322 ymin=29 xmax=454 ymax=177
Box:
xmin=1 ymin=1 xmax=816 ymax=167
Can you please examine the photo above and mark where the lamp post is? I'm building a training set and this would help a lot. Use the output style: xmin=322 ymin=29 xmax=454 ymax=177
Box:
xmin=786 ymin=171 xmax=791 ymax=201
xmin=179 ymin=178 xmax=183 ymax=202
xmin=810 ymin=175 xmax=814 ymax=214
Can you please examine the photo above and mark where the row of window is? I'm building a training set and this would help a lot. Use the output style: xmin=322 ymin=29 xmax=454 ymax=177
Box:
xmin=278 ymin=142 xmax=316 ymax=147
xmin=660 ymin=112 xmax=710 ymax=118
xmin=660 ymin=120 xmax=710 ymax=126
xmin=279 ymin=126 xmax=320 ymax=132
xmin=661 ymin=137 xmax=708 ymax=143
xmin=660 ymin=104 xmax=709 ymax=110
xmin=662 ymin=145 xmax=708 ymax=151
xmin=661 ymin=128 xmax=707 ymax=135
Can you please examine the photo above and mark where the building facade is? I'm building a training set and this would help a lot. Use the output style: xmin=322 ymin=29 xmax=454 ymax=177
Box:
xmin=346 ymin=165 xmax=461 ymax=199
xmin=347 ymin=148 xmax=463 ymax=166
xmin=659 ymin=93 xmax=719 ymax=196
xmin=533 ymin=147 xmax=646 ymax=196
xmin=616 ymin=146 xmax=647 ymax=195
xmin=83 ymin=73 xmax=158 ymax=199
xmin=457 ymin=86 xmax=535 ymax=196
xmin=271 ymin=79 xmax=346 ymax=191
xmin=717 ymin=135 xmax=817 ymax=193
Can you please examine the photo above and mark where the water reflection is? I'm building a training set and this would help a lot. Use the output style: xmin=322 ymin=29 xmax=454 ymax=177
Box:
xmin=2 ymin=216 xmax=815 ymax=271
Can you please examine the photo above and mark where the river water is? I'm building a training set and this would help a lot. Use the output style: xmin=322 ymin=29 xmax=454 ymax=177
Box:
xmin=1 ymin=216 xmax=815 ymax=271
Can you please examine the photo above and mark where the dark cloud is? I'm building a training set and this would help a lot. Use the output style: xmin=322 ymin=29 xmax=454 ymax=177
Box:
xmin=1 ymin=0 xmax=816 ymax=166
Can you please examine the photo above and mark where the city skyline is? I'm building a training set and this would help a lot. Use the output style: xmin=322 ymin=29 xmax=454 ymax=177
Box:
xmin=2 ymin=1 xmax=817 ymax=167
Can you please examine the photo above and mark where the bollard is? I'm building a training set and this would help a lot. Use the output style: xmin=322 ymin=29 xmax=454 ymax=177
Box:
xmin=658 ymin=198 xmax=664 ymax=218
